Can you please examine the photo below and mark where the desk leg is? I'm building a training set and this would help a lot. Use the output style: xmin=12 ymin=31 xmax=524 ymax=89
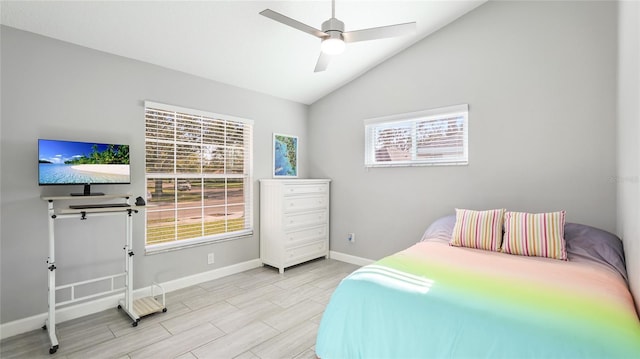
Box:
xmin=46 ymin=202 xmax=59 ymax=354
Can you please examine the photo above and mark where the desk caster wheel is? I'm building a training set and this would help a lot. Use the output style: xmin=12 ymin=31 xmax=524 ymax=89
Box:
xmin=49 ymin=345 xmax=58 ymax=354
xmin=131 ymin=321 xmax=138 ymax=327
xmin=42 ymin=324 xmax=47 ymax=330
xmin=162 ymin=308 xmax=167 ymax=313
xmin=117 ymin=304 xmax=122 ymax=309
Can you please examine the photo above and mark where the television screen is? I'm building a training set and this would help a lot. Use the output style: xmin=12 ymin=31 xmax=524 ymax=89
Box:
xmin=38 ymin=139 xmax=131 ymax=186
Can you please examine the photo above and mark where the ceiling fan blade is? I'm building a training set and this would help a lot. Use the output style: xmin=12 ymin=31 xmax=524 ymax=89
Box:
xmin=314 ymin=51 xmax=332 ymax=72
xmin=343 ymin=22 xmax=416 ymax=43
xmin=260 ymin=9 xmax=327 ymax=39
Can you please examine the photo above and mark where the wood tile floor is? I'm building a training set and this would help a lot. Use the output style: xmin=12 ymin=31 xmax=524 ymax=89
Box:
xmin=0 ymin=258 xmax=359 ymax=359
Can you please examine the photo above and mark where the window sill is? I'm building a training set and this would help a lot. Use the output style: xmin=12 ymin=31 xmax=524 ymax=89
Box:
xmin=365 ymin=161 xmax=468 ymax=168
xmin=144 ymin=230 xmax=253 ymax=255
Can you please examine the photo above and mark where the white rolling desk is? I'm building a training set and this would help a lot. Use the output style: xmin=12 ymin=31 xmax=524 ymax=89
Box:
xmin=41 ymin=194 xmax=166 ymax=355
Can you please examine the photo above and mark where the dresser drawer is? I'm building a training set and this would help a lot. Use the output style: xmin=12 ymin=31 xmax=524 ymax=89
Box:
xmin=283 ymin=183 xmax=328 ymax=196
xmin=284 ymin=240 xmax=327 ymax=264
xmin=284 ymin=225 xmax=327 ymax=248
xmin=283 ymin=195 xmax=327 ymax=213
xmin=284 ymin=210 xmax=327 ymax=229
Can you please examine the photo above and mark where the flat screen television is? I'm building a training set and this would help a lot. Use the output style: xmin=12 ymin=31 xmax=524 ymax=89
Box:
xmin=38 ymin=139 xmax=130 ymax=196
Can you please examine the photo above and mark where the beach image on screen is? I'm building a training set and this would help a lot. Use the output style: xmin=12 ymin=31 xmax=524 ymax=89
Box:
xmin=38 ymin=140 xmax=130 ymax=184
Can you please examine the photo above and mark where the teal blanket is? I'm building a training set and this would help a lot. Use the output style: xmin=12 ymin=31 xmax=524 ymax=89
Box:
xmin=316 ymin=242 xmax=640 ymax=358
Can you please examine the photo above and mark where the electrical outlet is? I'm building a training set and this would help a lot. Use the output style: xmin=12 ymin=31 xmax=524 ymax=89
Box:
xmin=348 ymin=233 xmax=355 ymax=243
xmin=207 ymin=252 xmax=215 ymax=264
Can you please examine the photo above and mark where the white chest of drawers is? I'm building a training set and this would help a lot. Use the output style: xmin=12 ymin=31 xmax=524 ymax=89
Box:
xmin=259 ymin=179 xmax=331 ymax=273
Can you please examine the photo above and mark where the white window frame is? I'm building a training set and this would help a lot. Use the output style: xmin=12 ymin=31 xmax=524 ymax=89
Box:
xmin=144 ymin=101 xmax=254 ymax=253
xmin=364 ymin=104 xmax=468 ymax=167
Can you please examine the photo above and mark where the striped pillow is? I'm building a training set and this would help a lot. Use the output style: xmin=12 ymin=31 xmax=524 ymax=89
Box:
xmin=502 ymin=211 xmax=567 ymax=260
xmin=450 ymin=208 xmax=505 ymax=251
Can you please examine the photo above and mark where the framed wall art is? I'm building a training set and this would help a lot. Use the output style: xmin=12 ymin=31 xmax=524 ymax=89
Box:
xmin=273 ymin=133 xmax=298 ymax=178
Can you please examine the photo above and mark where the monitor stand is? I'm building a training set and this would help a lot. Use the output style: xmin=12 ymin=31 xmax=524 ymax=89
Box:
xmin=70 ymin=184 xmax=104 ymax=196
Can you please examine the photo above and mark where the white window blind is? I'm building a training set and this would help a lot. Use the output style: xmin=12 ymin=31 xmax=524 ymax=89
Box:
xmin=364 ymin=104 xmax=468 ymax=167
xmin=144 ymin=101 xmax=253 ymax=252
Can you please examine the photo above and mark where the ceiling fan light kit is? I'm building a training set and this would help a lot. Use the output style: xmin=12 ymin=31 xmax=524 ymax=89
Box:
xmin=321 ymin=36 xmax=345 ymax=55
xmin=260 ymin=0 xmax=416 ymax=72
xmin=320 ymin=18 xmax=345 ymax=55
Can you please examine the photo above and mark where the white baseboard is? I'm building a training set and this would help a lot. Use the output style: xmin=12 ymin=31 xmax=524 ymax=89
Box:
xmin=329 ymin=250 xmax=375 ymax=267
xmin=0 ymin=258 xmax=262 ymax=340
xmin=135 ymin=258 xmax=263 ymax=297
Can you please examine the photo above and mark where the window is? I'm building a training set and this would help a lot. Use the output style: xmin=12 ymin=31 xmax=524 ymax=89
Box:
xmin=144 ymin=101 xmax=253 ymax=252
xmin=364 ymin=104 xmax=468 ymax=167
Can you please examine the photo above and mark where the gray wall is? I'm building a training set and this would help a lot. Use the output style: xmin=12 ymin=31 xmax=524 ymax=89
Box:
xmin=0 ymin=0 xmax=631 ymax=327
xmin=617 ymin=0 xmax=640 ymax=314
xmin=0 ymin=26 xmax=308 ymax=323
xmin=308 ymin=1 xmax=618 ymax=260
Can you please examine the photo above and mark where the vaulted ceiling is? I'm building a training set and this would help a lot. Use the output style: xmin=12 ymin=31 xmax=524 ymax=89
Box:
xmin=1 ymin=1 xmax=485 ymax=104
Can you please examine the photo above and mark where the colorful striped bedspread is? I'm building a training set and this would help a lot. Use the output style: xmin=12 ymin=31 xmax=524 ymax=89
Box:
xmin=316 ymin=242 xmax=640 ymax=358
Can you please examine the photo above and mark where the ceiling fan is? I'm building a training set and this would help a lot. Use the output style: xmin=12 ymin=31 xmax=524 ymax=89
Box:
xmin=260 ymin=0 xmax=416 ymax=72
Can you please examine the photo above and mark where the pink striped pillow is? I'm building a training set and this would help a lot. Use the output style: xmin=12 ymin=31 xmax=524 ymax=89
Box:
xmin=502 ymin=211 xmax=567 ymax=260
xmin=450 ymin=208 xmax=505 ymax=251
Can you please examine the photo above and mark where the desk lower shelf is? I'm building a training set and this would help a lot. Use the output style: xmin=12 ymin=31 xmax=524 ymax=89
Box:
xmin=134 ymin=296 xmax=167 ymax=317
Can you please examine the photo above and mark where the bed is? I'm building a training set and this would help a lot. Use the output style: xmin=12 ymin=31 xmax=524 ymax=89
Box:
xmin=316 ymin=212 xmax=640 ymax=358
